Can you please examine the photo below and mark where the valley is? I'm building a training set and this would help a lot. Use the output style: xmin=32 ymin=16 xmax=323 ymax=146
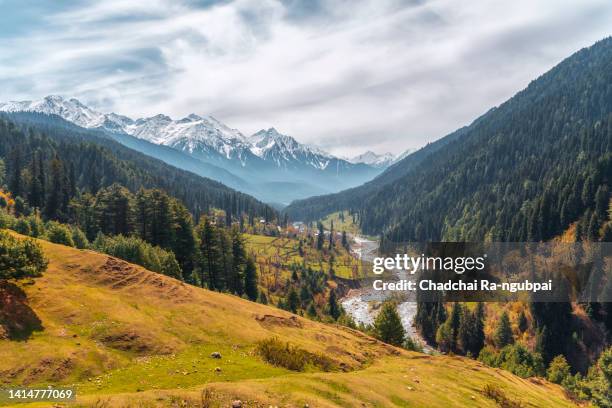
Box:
xmin=0 ymin=23 xmax=611 ymax=408
xmin=0 ymin=235 xmax=577 ymax=407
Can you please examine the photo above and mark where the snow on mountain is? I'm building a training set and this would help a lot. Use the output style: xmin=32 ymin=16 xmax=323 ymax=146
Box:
xmin=349 ymin=150 xmax=395 ymax=168
xmin=0 ymin=96 xmax=253 ymax=164
xmin=249 ymin=128 xmax=334 ymax=170
xmin=393 ymin=148 xmax=416 ymax=163
xmin=0 ymin=95 xmax=375 ymax=173
xmin=0 ymin=95 xmax=107 ymax=129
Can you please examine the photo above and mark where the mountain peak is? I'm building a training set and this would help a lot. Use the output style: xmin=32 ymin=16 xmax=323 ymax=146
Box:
xmin=350 ymin=150 xmax=396 ymax=168
xmin=45 ymin=94 xmax=66 ymax=102
xmin=0 ymin=95 xmax=379 ymax=176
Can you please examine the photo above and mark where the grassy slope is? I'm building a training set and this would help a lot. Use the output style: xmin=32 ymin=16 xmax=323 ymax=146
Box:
xmin=0 ymin=234 xmax=576 ymax=407
xmin=244 ymin=233 xmax=366 ymax=280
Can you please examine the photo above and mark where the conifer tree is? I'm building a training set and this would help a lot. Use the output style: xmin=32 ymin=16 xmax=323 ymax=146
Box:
xmin=45 ymin=156 xmax=63 ymax=219
xmin=244 ymin=257 xmax=258 ymax=301
xmin=495 ymin=311 xmax=514 ymax=348
xmin=328 ymin=289 xmax=341 ymax=320
xmin=28 ymin=151 xmax=43 ymax=209
xmin=170 ymin=201 xmax=196 ymax=280
xmin=449 ymin=302 xmax=462 ymax=351
xmin=9 ymin=146 xmax=22 ymax=198
xmin=374 ymin=302 xmax=405 ymax=347
xmin=307 ymin=302 xmax=317 ymax=318
xmin=316 ymin=222 xmax=324 ymax=250
xmin=518 ymin=310 xmax=528 ymax=332
xmin=458 ymin=307 xmax=476 ymax=355
xmin=287 ymin=287 xmax=299 ymax=313
xmin=196 ymin=216 xmax=221 ymax=289
xmin=230 ymin=227 xmax=246 ymax=295
xmin=474 ymin=302 xmax=486 ymax=354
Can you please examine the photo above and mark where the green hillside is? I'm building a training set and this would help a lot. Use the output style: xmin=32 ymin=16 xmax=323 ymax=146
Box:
xmin=0 ymin=234 xmax=577 ymax=407
xmin=285 ymin=37 xmax=612 ymax=243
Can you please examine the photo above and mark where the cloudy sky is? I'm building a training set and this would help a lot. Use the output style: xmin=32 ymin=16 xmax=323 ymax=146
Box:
xmin=1 ymin=0 xmax=611 ymax=156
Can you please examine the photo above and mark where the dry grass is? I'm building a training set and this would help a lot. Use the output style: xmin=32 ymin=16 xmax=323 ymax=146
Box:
xmin=0 ymin=232 xmax=578 ymax=407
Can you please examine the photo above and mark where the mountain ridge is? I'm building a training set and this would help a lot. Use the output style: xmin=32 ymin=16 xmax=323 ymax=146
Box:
xmin=284 ymin=36 xmax=612 ymax=243
xmin=0 ymin=96 xmax=385 ymax=204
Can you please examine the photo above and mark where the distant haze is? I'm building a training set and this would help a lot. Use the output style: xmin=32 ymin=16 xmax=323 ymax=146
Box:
xmin=1 ymin=0 xmax=611 ymax=156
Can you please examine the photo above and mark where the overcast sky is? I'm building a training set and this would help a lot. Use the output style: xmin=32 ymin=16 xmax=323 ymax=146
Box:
xmin=1 ymin=0 xmax=611 ymax=156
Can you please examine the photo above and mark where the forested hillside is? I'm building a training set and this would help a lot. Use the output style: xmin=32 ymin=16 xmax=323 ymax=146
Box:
xmin=0 ymin=113 xmax=275 ymax=221
xmin=285 ymin=37 xmax=612 ymax=244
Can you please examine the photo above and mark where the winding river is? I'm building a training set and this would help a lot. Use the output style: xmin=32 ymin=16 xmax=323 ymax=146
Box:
xmin=340 ymin=235 xmax=420 ymax=340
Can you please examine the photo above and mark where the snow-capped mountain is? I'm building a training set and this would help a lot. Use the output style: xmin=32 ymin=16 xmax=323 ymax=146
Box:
xmin=249 ymin=128 xmax=334 ymax=170
xmin=0 ymin=95 xmax=336 ymax=169
xmin=349 ymin=151 xmax=396 ymax=168
xmin=0 ymin=95 xmax=384 ymax=204
xmin=0 ymin=95 xmax=107 ymax=129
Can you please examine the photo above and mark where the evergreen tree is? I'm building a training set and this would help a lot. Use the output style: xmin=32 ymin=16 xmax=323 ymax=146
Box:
xmin=229 ymin=227 xmax=246 ymax=295
xmin=495 ymin=311 xmax=514 ymax=348
xmin=328 ymin=289 xmax=341 ymax=320
xmin=287 ymin=287 xmax=299 ymax=313
xmin=436 ymin=321 xmax=453 ymax=352
xmin=170 ymin=201 xmax=196 ymax=280
xmin=217 ymin=229 xmax=233 ymax=292
xmin=28 ymin=151 xmax=43 ymax=209
xmin=374 ymin=302 xmax=405 ymax=346
xmin=473 ymin=302 xmax=486 ymax=355
xmin=196 ymin=216 xmax=221 ymax=289
xmin=547 ymin=355 xmax=571 ymax=385
xmin=316 ymin=222 xmax=324 ymax=250
xmin=518 ymin=310 xmax=528 ymax=333
xmin=8 ymin=146 xmax=22 ymax=198
xmin=449 ymin=302 xmax=462 ymax=351
xmin=307 ymin=302 xmax=317 ymax=318
xmin=458 ymin=307 xmax=475 ymax=355
xmin=244 ymin=257 xmax=258 ymax=301
xmin=299 ymin=285 xmax=311 ymax=307
xmin=45 ymin=156 xmax=63 ymax=219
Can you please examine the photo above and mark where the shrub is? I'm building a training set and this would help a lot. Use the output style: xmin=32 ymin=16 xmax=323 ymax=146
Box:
xmin=481 ymin=384 xmax=524 ymax=408
xmin=436 ymin=321 xmax=453 ymax=352
xmin=497 ymin=344 xmax=544 ymax=378
xmin=0 ymin=209 xmax=16 ymax=229
xmin=255 ymin=337 xmax=335 ymax=372
xmin=404 ymin=336 xmax=424 ymax=352
xmin=575 ymin=347 xmax=611 ymax=407
xmin=479 ymin=344 xmax=544 ymax=378
xmin=46 ymin=221 xmax=75 ymax=247
xmin=0 ymin=230 xmax=48 ymax=279
xmin=26 ymin=214 xmax=45 ymax=237
xmin=13 ymin=218 xmax=31 ymax=236
xmin=71 ymin=226 xmax=89 ymax=249
xmin=478 ymin=346 xmax=499 ymax=367
xmin=93 ymin=234 xmax=182 ymax=280
xmin=547 ymin=355 xmax=571 ymax=385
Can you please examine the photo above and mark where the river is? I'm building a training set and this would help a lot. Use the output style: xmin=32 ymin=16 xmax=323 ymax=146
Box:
xmin=340 ymin=235 xmax=421 ymax=341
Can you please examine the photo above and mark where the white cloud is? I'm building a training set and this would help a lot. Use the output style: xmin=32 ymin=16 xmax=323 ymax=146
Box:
xmin=0 ymin=0 xmax=611 ymax=156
